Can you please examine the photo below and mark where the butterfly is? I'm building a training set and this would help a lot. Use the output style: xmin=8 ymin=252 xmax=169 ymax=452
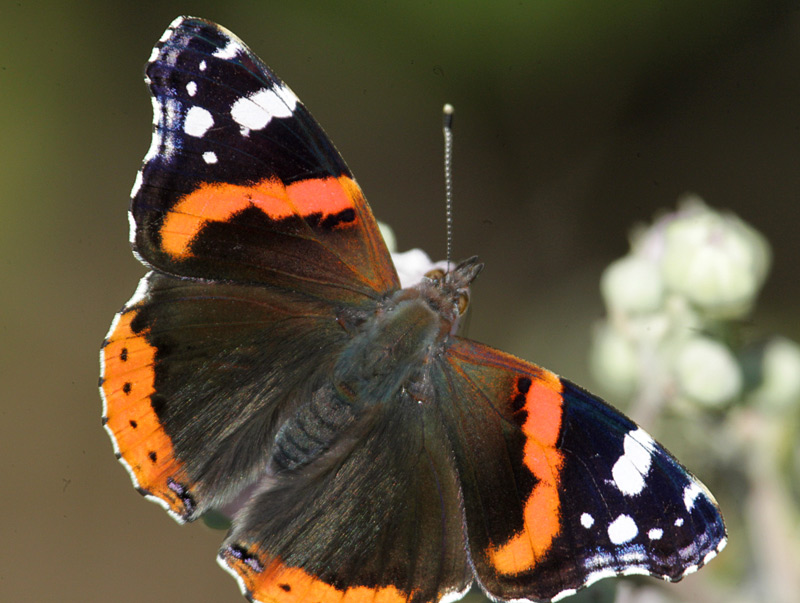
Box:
xmin=100 ymin=16 xmax=726 ymax=603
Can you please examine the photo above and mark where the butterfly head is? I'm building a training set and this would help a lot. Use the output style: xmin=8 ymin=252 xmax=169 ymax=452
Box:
xmin=415 ymin=256 xmax=483 ymax=333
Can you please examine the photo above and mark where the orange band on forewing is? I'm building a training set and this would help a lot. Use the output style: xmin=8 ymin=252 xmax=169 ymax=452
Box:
xmin=102 ymin=310 xmax=191 ymax=516
xmin=159 ymin=176 xmax=357 ymax=258
xmin=224 ymin=555 xmax=412 ymax=603
xmin=489 ymin=371 xmax=564 ymax=575
xmin=288 ymin=176 xmax=356 ymax=218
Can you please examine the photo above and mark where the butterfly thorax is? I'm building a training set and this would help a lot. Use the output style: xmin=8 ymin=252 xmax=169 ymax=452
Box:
xmin=333 ymin=256 xmax=483 ymax=403
xmin=269 ymin=258 xmax=483 ymax=472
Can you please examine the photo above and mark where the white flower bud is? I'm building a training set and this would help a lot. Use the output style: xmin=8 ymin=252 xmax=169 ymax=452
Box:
xmin=377 ymin=220 xmax=397 ymax=253
xmin=391 ymin=248 xmax=448 ymax=289
xmin=377 ymin=222 xmax=451 ymax=288
xmin=673 ymin=336 xmax=743 ymax=407
xmin=751 ymin=337 xmax=800 ymax=411
xmin=660 ymin=203 xmax=770 ymax=317
xmin=590 ymin=322 xmax=639 ymax=397
xmin=601 ymin=255 xmax=664 ymax=314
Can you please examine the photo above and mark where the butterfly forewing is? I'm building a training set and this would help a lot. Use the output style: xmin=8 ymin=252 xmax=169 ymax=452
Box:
xmin=132 ymin=16 xmax=398 ymax=300
xmin=434 ymin=338 xmax=726 ymax=601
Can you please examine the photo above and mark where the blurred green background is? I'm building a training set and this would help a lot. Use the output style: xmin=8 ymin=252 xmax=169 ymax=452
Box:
xmin=2 ymin=1 xmax=799 ymax=601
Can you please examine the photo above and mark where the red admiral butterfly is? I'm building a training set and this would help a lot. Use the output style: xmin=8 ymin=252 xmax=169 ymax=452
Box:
xmin=101 ymin=16 xmax=726 ymax=603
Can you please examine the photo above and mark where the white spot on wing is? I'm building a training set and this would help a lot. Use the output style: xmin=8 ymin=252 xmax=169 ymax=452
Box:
xmin=150 ymin=95 xmax=163 ymax=127
xmin=202 ymin=151 xmax=218 ymax=164
xmin=608 ymin=514 xmax=638 ymax=545
xmin=582 ymin=547 xmax=646 ymax=575
xmin=158 ymin=27 xmax=173 ymax=43
xmin=648 ymin=527 xmax=663 ymax=540
xmin=683 ymin=482 xmax=703 ymax=511
xmin=184 ymin=106 xmax=214 ymax=137
xmin=621 ymin=566 xmax=650 ymax=577
xmin=582 ymin=552 xmax=610 ymax=571
xmin=148 ymin=46 xmax=160 ymax=63
xmin=438 ymin=583 xmax=473 ymax=603
xmin=160 ymin=99 xmax=181 ymax=159
xmin=128 ymin=211 xmax=137 ymax=245
xmin=612 ymin=428 xmax=654 ymax=496
xmin=167 ymin=16 xmax=186 ymax=29
xmin=617 ymin=548 xmax=647 ymax=564
xmin=612 ymin=457 xmax=644 ymax=496
xmin=126 ymin=274 xmax=152 ymax=308
xmin=584 ymin=568 xmax=616 ymax=589
xmin=143 ymin=98 xmax=180 ymax=164
xmin=217 ymin=554 xmax=249 ymax=600
xmin=199 ymin=60 xmax=207 ymax=71
xmin=186 ymin=81 xmax=197 ymax=96
xmin=630 ymin=427 xmax=656 ymax=449
xmin=274 ymin=82 xmax=300 ymax=110
xmin=580 ymin=513 xmax=594 ymax=528
xmin=551 ymin=588 xmax=577 ymax=602
xmin=230 ymin=86 xmax=297 ymax=131
xmin=130 ymin=171 xmax=143 ymax=198
xmin=675 ymin=517 xmax=684 ymax=527
xmin=213 ymin=39 xmax=242 ymax=59
xmin=147 ymin=492 xmax=185 ymax=523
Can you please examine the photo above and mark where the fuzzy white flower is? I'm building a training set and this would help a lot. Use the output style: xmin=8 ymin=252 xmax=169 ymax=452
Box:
xmin=660 ymin=199 xmax=770 ymax=317
xmin=392 ymin=249 xmax=450 ymax=289
xmin=378 ymin=221 xmax=450 ymax=288
xmin=601 ymin=255 xmax=664 ymax=314
xmin=750 ymin=337 xmax=800 ymax=411
xmin=590 ymin=323 xmax=639 ymax=397
xmin=377 ymin=220 xmax=397 ymax=254
xmin=673 ymin=336 xmax=743 ymax=407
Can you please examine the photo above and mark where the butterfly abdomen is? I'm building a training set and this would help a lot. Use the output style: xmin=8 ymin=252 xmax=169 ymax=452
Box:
xmin=270 ymin=387 xmax=359 ymax=472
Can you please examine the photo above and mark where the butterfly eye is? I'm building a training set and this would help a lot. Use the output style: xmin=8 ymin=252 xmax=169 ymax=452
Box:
xmin=425 ymin=268 xmax=446 ymax=281
xmin=456 ymin=291 xmax=469 ymax=315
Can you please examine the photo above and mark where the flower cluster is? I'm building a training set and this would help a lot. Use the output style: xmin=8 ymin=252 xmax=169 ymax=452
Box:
xmin=590 ymin=196 xmax=799 ymax=411
xmin=590 ymin=196 xmax=800 ymax=602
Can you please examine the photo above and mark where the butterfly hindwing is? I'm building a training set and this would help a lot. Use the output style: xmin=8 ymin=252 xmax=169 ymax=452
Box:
xmin=218 ymin=397 xmax=472 ymax=603
xmin=100 ymin=272 xmax=355 ymax=521
xmin=434 ymin=338 xmax=726 ymax=602
xmin=132 ymin=17 xmax=398 ymax=300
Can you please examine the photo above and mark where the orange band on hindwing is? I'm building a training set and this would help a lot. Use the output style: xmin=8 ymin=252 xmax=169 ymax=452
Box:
xmin=488 ymin=371 xmax=565 ymax=574
xmin=101 ymin=308 xmax=194 ymax=519
xmin=221 ymin=551 xmax=414 ymax=603
xmin=159 ymin=175 xmax=358 ymax=259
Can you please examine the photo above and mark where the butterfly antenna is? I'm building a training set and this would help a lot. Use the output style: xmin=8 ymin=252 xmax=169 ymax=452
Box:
xmin=443 ymin=103 xmax=455 ymax=271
